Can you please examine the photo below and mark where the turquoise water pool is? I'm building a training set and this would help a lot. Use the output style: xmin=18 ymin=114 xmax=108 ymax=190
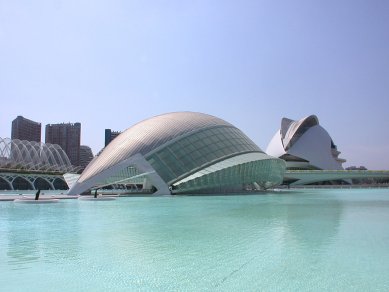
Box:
xmin=1 ymin=189 xmax=389 ymax=291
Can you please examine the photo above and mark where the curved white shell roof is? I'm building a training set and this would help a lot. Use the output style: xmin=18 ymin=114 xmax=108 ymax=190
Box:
xmin=267 ymin=115 xmax=345 ymax=170
xmin=70 ymin=112 xmax=285 ymax=195
xmin=79 ymin=112 xmax=233 ymax=183
xmin=286 ymin=125 xmax=343 ymax=170
xmin=281 ymin=115 xmax=319 ymax=150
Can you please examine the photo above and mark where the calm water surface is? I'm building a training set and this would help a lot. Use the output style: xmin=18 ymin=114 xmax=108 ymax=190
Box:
xmin=1 ymin=189 xmax=389 ymax=291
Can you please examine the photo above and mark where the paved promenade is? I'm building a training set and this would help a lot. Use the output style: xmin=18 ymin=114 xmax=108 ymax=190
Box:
xmin=0 ymin=194 xmax=79 ymax=201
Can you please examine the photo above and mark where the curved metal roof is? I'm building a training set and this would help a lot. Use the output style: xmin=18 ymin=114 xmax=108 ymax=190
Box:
xmin=79 ymin=112 xmax=234 ymax=183
xmin=0 ymin=137 xmax=74 ymax=172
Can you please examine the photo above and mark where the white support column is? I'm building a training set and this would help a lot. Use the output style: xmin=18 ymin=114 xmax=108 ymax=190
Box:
xmin=67 ymin=153 xmax=170 ymax=196
xmin=129 ymin=154 xmax=170 ymax=195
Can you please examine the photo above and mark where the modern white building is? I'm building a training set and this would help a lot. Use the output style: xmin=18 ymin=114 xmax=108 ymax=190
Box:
xmin=68 ymin=112 xmax=286 ymax=195
xmin=266 ymin=115 xmax=346 ymax=170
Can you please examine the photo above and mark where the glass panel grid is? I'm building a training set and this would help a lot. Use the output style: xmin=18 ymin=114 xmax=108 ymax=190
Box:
xmin=144 ymin=126 xmax=264 ymax=184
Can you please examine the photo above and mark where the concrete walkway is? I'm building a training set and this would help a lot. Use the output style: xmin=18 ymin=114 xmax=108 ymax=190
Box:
xmin=0 ymin=194 xmax=79 ymax=201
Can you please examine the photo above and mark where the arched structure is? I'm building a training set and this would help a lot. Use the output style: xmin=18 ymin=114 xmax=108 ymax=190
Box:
xmin=0 ymin=172 xmax=68 ymax=191
xmin=266 ymin=115 xmax=346 ymax=170
xmin=68 ymin=112 xmax=285 ymax=195
xmin=0 ymin=138 xmax=76 ymax=172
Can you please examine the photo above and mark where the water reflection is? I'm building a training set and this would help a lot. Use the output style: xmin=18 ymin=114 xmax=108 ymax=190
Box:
xmin=96 ymin=193 xmax=344 ymax=250
xmin=281 ymin=192 xmax=343 ymax=250
xmin=2 ymin=192 xmax=382 ymax=291
xmin=4 ymin=201 xmax=81 ymax=269
xmin=74 ymin=193 xmax=343 ymax=290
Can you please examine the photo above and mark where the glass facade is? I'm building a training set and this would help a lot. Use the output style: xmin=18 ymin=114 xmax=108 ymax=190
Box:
xmin=173 ymin=156 xmax=285 ymax=193
xmin=71 ymin=112 xmax=286 ymax=195
xmin=79 ymin=112 xmax=233 ymax=183
xmin=146 ymin=126 xmax=262 ymax=184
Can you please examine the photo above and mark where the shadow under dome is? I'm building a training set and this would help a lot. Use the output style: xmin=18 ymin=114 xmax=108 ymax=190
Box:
xmin=79 ymin=112 xmax=233 ymax=183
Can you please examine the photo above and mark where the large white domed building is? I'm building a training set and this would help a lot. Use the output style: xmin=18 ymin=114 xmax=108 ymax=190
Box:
xmin=68 ymin=112 xmax=286 ymax=195
xmin=266 ymin=115 xmax=346 ymax=170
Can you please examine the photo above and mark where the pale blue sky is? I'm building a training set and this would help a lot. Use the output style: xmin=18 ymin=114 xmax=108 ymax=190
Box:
xmin=1 ymin=0 xmax=388 ymax=169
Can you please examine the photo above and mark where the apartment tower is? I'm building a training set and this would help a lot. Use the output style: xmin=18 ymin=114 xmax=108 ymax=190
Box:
xmin=105 ymin=129 xmax=121 ymax=147
xmin=45 ymin=122 xmax=81 ymax=167
xmin=11 ymin=116 xmax=41 ymax=142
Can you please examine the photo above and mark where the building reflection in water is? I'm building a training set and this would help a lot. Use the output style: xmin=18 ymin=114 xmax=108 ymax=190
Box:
xmin=5 ymin=201 xmax=81 ymax=269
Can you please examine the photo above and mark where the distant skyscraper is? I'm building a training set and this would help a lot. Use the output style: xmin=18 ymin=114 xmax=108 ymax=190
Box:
xmin=45 ymin=122 xmax=81 ymax=167
xmin=11 ymin=116 xmax=41 ymax=142
xmin=105 ymin=129 xmax=121 ymax=147
xmin=79 ymin=145 xmax=94 ymax=171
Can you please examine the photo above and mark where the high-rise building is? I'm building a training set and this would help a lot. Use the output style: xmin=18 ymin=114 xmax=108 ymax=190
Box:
xmin=11 ymin=116 xmax=41 ymax=142
xmin=45 ymin=122 xmax=81 ymax=167
xmin=79 ymin=145 xmax=94 ymax=171
xmin=105 ymin=129 xmax=121 ymax=147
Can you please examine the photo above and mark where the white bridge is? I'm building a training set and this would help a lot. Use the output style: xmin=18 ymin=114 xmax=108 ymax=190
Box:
xmin=284 ymin=169 xmax=389 ymax=185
